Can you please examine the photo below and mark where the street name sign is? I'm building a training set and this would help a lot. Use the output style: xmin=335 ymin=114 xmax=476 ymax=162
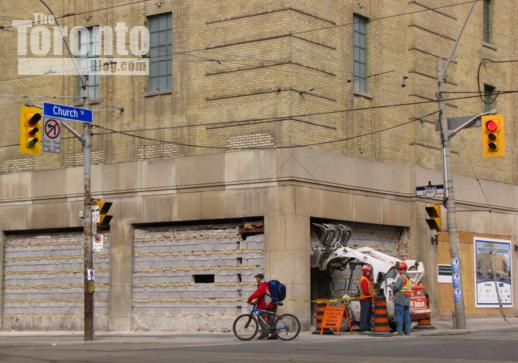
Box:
xmin=416 ymin=182 xmax=444 ymax=197
xmin=43 ymin=102 xmax=93 ymax=124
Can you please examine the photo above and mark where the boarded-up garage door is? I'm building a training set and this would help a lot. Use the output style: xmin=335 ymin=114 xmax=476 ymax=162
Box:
xmin=3 ymin=232 xmax=110 ymax=330
xmin=132 ymin=223 xmax=264 ymax=332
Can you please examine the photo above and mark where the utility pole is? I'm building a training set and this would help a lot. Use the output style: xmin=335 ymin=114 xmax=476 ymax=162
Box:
xmin=37 ymin=0 xmax=94 ymax=341
xmin=82 ymin=81 xmax=94 ymax=341
xmin=437 ymin=60 xmax=466 ymax=329
xmin=436 ymin=0 xmax=477 ymax=330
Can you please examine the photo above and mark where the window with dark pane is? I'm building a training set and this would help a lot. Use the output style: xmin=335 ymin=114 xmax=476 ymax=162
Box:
xmin=483 ymin=0 xmax=493 ymax=44
xmin=148 ymin=12 xmax=172 ymax=92
xmin=484 ymin=84 xmax=496 ymax=112
xmin=353 ymin=15 xmax=368 ymax=93
xmin=76 ymin=26 xmax=100 ymax=103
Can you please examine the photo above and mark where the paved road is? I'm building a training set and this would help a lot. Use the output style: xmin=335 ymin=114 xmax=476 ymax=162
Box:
xmin=0 ymin=329 xmax=517 ymax=363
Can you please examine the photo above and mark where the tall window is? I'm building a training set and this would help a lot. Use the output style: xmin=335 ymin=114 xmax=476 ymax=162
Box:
xmin=484 ymin=84 xmax=496 ymax=112
xmin=148 ymin=13 xmax=172 ymax=92
xmin=77 ymin=26 xmax=100 ymax=103
xmin=353 ymin=15 xmax=368 ymax=94
xmin=483 ymin=0 xmax=493 ymax=43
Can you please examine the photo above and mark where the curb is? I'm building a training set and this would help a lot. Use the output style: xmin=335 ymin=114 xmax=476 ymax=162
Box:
xmin=416 ymin=329 xmax=470 ymax=336
xmin=416 ymin=324 xmax=517 ymax=337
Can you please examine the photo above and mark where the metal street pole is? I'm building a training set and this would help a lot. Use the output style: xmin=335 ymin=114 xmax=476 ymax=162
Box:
xmin=37 ymin=0 xmax=94 ymax=341
xmin=82 ymin=82 xmax=94 ymax=341
xmin=436 ymin=0 xmax=477 ymax=330
xmin=437 ymin=59 xmax=466 ymax=329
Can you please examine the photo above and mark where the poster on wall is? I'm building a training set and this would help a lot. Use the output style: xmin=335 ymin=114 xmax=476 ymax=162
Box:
xmin=474 ymin=237 xmax=513 ymax=308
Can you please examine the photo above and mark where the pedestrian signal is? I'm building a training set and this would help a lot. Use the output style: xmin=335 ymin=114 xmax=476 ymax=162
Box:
xmin=425 ymin=204 xmax=441 ymax=232
xmin=95 ymin=199 xmax=113 ymax=229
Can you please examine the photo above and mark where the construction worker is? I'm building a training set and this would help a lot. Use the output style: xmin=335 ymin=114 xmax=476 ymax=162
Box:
xmin=359 ymin=264 xmax=376 ymax=331
xmin=390 ymin=262 xmax=413 ymax=336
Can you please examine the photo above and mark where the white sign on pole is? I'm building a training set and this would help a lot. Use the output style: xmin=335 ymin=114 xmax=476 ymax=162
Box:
xmin=91 ymin=205 xmax=100 ymax=224
xmin=93 ymin=234 xmax=104 ymax=253
xmin=437 ymin=264 xmax=453 ymax=283
xmin=42 ymin=117 xmax=62 ymax=153
xmin=87 ymin=268 xmax=95 ymax=281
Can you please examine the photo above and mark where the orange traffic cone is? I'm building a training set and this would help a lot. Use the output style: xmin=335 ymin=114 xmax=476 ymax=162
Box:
xmin=370 ymin=295 xmax=392 ymax=336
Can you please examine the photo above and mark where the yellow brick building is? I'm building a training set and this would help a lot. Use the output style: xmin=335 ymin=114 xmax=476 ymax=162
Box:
xmin=0 ymin=0 xmax=517 ymax=331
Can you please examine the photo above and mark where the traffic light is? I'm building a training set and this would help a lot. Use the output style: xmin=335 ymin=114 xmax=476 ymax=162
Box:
xmin=425 ymin=204 xmax=441 ymax=232
xmin=481 ymin=114 xmax=505 ymax=158
xmin=95 ymin=199 xmax=113 ymax=228
xmin=19 ymin=105 xmax=42 ymax=155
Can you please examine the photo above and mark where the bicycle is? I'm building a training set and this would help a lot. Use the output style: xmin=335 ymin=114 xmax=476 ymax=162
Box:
xmin=232 ymin=303 xmax=301 ymax=341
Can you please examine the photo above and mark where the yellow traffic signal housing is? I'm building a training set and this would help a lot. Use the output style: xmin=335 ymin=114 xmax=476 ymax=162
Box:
xmin=481 ymin=114 xmax=505 ymax=158
xmin=19 ymin=106 xmax=42 ymax=155
xmin=95 ymin=199 xmax=113 ymax=228
xmin=425 ymin=204 xmax=441 ymax=231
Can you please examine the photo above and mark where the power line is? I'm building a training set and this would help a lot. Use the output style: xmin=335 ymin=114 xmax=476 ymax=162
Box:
xmin=458 ymin=132 xmax=492 ymax=211
xmin=0 ymin=0 xmax=485 ymax=88
xmin=2 ymin=90 xmax=518 ymax=150
xmin=87 ymin=92 xmax=516 ymax=137
xmin=171 ymin=0 xmax=481 ymax=58
xmin=3 ymin=0 xmax=482 ymax=64
xmin=477 ymin=58 xmax=518 ymax=105
xmin=91 ymin=110 xmax=439 ymax=151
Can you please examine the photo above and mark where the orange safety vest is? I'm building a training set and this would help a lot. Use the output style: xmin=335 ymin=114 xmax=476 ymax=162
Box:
xmin=401 ymin=275 xmax=413 ymax=297
xmin=360 ymin=276 xmax=376 ymax=300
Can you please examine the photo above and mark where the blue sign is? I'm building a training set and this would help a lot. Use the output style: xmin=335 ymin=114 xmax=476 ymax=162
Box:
xmin=43 ymin=102 xmax=93 ymax=123
xmin=454 ymin=288 xmax=462 ymax=303
xmin=451 ymin=264 xmax=459 ymax=274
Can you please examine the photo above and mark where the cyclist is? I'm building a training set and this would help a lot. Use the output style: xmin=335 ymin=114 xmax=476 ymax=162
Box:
xmin=247 ymin=273 xmax=278 ymax=340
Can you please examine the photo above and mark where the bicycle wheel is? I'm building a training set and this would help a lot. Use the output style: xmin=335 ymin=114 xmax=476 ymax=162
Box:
xmin=274 ymin=313 xmax=301 ymax=341
xmin=233 ymin=314 xmax=259 ymax=341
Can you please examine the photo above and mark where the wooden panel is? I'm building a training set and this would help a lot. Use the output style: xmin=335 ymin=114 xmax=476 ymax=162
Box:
xmin=435 ymin=232 xmax=513 ymax=317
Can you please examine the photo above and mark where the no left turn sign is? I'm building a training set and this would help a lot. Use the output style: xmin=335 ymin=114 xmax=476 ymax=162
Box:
xmin=42 ymin=117 xmax=62 ymax=153
xmin=44 ymin=118 xmax=61 ymax=139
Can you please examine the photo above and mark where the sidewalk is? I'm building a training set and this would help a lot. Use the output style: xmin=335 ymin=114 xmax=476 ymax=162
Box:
xmin=413 ymin=315 xmax=518 ymax=336
xmin=0 ymin=316 xmax=515 ymax=345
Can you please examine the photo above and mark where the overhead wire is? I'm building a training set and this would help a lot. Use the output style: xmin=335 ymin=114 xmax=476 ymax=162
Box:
xmin=91 ymin=109 xmax=440 ymax=151
xmin=457 ymin=131 xmax=493 ymax=212
xmin=2 ymin=91 xmax=518 ymax=150
xmin=0 ymin=0 xmax=486 ymax=89
xmin=2 ymin=0 xmax=482 ymax=66
xmin=477 ymin=58 xmax=518 ymax=105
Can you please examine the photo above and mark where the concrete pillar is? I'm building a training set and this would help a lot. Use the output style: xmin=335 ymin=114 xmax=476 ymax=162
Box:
xmin=108 ymin=221 xmax=133 ymax=331
xmin=265 ymin=214 xmax=311 ymax=329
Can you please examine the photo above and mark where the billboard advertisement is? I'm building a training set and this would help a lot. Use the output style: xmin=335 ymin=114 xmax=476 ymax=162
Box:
xmin=474 ymin=237 xmax=513 ymax=308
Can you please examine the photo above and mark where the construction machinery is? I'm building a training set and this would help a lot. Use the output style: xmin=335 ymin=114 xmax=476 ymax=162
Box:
xmin=311 ymin=223 xmax=430 ymax=328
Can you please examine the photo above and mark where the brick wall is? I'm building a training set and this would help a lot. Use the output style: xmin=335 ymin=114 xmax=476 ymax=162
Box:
xmin=1 ymin=0 xmax=517 ymax=185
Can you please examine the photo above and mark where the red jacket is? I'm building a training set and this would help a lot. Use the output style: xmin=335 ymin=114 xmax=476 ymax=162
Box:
xmin=247 ymin=281 xmax=274 ymax=310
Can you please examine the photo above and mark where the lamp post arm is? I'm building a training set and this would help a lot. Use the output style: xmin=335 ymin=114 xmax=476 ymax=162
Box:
xmin=448 ymin=109 xmax=497 ymax=139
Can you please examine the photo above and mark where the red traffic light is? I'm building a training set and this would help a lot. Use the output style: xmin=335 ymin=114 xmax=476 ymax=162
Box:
xmin=485 ymin=120 xmax=498 ymax=132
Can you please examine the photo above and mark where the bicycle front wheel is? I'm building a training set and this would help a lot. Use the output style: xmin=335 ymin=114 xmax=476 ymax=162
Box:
xmin=233 ymin=314 xmax=259 ymax=341
xmin=274 ymin=313 xmax=301 ymax=341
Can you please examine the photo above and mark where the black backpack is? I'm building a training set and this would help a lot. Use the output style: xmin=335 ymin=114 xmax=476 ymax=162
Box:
xmin=268 ymin=280 xmax=287 ymax=303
